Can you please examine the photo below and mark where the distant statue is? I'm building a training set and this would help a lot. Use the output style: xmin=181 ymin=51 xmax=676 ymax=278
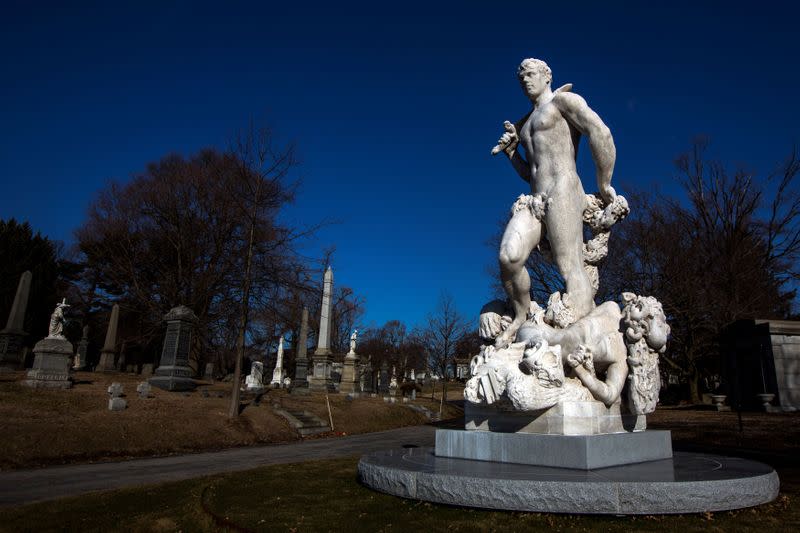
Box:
xmin=349 ymin=329 xmax=358 ymax=354
xmin=47 ymin=299 xmax=70 ymax=339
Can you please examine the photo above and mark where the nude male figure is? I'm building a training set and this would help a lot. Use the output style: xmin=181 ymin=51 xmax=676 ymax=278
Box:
xmin=492 ymin=58 xmax=617 ymax=348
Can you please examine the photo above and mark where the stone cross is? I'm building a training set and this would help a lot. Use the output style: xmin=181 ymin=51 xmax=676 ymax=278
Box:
xmin=108 ymin=382 xmax=127 ymax=411
xmin=0 ymin=270 xmax=32 ymax=371
xmin=314 ymin=266 xmax=333 ymax=355
xmin=108 ymin=382 xmax=123 ymax=397
xmin=97 ymin=304 xmax=120 ymax=372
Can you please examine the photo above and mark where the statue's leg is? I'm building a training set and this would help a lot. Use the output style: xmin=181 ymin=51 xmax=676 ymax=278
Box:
xmin=546 ymin=195 xmax=594 ymax=320
xmin=497 ymin=204 xmax=541 ymax=347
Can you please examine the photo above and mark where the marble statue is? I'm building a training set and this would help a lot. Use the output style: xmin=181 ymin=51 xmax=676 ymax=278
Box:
xmin=349 ymin=329 xmax=358 ymax=355
xmin=47 ymin=299 xmax=70 ymax=339
xmin=466 ymin=58 xmax=668 ymax=419
xmin=246 ymin=361 xmax=265 ymax=390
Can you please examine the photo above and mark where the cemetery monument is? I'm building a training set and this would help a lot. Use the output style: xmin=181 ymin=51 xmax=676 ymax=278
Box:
xmin=308 ymin=266 xmax=335 ymax=391
xmin=23 ymin=299 xmax=74 ymax=389
xmin=148 ymin=305 xmax=198 ymax=391
xmin=0 ymin=270 xmax=32 ymax=372
xmin=359 ymin=57 xmax=779 ymax=514
xmin=270 ymin=335 xmax=286 ymax=387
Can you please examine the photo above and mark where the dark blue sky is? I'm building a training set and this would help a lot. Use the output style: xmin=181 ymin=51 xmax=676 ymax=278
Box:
xmin=2 ymin=1 xmax=798 ymax=330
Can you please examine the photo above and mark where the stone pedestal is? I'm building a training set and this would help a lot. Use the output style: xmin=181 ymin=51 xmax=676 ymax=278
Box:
xmin=339 ymin=353 xmax=360 ymax=394
xmin=436 ymin=428 xmax=673 ymax=469
xmin=23 ymin=337 xmax=73 ymax=389
xmin=308 ymin=352 xmax=334 ymax=392
xmin=149 ymin=305 xmax=198 ymax=392
xmin=465 ymin=401 xmax=646 ymax=435
xmin=0 ymin=330 xmax=26 ymax=372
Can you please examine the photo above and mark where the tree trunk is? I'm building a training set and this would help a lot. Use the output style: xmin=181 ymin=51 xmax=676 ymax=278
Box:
xmin=228 ymin=217 xmax=257 ymax=419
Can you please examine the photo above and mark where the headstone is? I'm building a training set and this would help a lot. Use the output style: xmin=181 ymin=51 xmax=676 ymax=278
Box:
xmin=283 ymin=376 xmax=292 ymax=387
xmin=378 ymin=360 xmax=389 ymax=393
xmin=136 ymin=381 xmax=152 ymax=399
xmin=292 ymin=307 xmax=310 ymax=390
xmin=203 ymin=362 xmax=214 ymax=381
xmin=108 ymin=382 xmax=123 ymax=397
xmin=23 ymin=299 xmax=73 ymax=389
xmin=309 ymin=266 xmax=335 ymax=392
xmin=361 ymin=360 xmax=374 ymax=393
xmin=270 ymin=335 xmax=286 ymax=387
xmin=141 ymin=363 xmax=154 ymax=376
xmin=73 ymin=325 xmax=89 ymax=370
xmin=108 ymin=382 xmax=126 ymax=410
xmin=96 ymin=304 xmax=120 ymax=372
xmin=148 ymin=305 xmax=198 ymax=391
xmin=0 ymin=271 xmax=32 ymax=372
xmin=245 ymin=361 xmax=265 ymax=390
xmin=411 ymin=389 xmax=416 ymax=401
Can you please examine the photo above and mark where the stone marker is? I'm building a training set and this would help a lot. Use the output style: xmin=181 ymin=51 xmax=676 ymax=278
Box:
xmin=339 ymin=329 xmax=360 ymax=394
xmin=136 ymin=381 xmax=152 ymax=399
xmin=148 ymin=305 xmax=198 ymax=391
xmin=0 ymin=271 xmax=32 ymax=372
xmin=73 ymin=325 xmax=89 ymax=370
xmin=96 ymin=304 xmax=120 ymax=372
xmin=141 ymin=363 xmax=154 ymax=376
xmin=245 ymin=361 xmax=265 ymax=390
xmin=309 ymin=266 xmax=335 ymax=392
xmin=23 ymin=299 xmax=73 ymax=389
xmin=292 ymin=307 xmax=310 ymax=390
xmin=378 ymin=360 xmax=389 ymax=393
xmin=203 ymin=362 xmax=214 ymax=381
xmin=108 ymin=382 xmax=126 ymax=410
xmin=270 ymin=335 xmax=286 ymax=387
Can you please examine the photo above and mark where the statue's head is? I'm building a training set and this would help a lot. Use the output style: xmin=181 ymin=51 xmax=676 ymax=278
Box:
xmin=621 ymin=293 xmax=670 ymax=353
xmin=517 ymin=58 xmax=552 ymax=99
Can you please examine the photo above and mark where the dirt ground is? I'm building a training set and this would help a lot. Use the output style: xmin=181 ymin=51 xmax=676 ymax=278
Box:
xmin=0 ymin=371 xmax=460 ymax=470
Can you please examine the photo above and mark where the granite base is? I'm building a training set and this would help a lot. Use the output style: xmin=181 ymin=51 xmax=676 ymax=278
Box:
xmin=436 ymin=428 xmax=672 ymax=469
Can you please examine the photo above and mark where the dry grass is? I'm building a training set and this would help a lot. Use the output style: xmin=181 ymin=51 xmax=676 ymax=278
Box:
xmin=0 ymin=371 xmax=461 ymax=470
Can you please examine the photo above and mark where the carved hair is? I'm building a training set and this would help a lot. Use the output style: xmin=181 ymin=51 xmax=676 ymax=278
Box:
xmin=517 ymin=58 xmax=552 ymax=83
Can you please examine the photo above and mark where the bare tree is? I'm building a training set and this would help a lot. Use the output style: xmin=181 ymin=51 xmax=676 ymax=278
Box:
xmin=418 ymin=292 xmax=470 ymax=412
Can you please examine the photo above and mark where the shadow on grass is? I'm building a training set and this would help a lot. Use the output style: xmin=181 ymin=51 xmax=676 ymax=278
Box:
xmin=1 ymin=456 xmax=797 ymax=533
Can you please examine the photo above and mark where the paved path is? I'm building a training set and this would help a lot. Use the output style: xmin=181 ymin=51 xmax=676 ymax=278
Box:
xmin=0 ymin=425 xmax=435 ymax=508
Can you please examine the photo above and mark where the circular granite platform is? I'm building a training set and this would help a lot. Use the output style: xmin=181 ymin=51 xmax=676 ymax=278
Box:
xmin=358 ymin=447 xmax=779 ymax=514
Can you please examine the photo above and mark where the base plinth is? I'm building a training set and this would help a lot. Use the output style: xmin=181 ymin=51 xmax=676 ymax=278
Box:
xmin=358 ymin=447 xmax=779 ymax=514
xmin=436 ymin=429 xmax=672 ymax=469
xmin=149 ymin=365 xmax=197 ymax=391
xmin=23 ymin=337 xmax=73 ymax=389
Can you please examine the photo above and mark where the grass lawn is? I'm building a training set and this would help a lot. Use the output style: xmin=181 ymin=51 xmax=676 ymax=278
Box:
xmin=0 ymin=371 xmax=461 ymax=470
xmin=0 ymin=455 xmax=797 ymax=532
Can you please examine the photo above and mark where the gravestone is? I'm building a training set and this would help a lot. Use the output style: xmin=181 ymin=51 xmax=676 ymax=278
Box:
xmin=108 ymin=382 xmax=126 ymax=411
xmin=0 ymin=271 xmax=32 ymax=372
xmin=361 ymin=359 xmax=374 ymax=393
xmin=378 ymin=361 xmax=389 ymax=393
xmin=24 ymin=299 xmax=73 ymax=389
xmin=246 ymin=361 xmax=265 ymax=390
xmin=136 ymin=381 xmax=152 ymax=399
xmin=203 ymin=362 xmax=214 ymax=381
xmin=141 ymin=364 xmax=153 ymax=376
xmin=309 ymin=266 xmax=335 ymax=391
xmin=292 ymin=307 xmax=311 ymax=390
xmin=148 ymin=305 xmax=198 ymax=391
xmin=73 ymin=325 xmax=89 ymax=370
xmin=96 ymin=304 xmax=120 ymax=372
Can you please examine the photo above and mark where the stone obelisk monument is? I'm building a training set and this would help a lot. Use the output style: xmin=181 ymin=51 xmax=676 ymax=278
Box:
xmin=270 ymin=335 xmax=286 ymax=387
xmin=308 ymin=266 xmax=334 ymax=391
xmin=0 ymin=271 xmax=32 ymax=372
xmin=96 ymin=304 xmax=120 ymax=372
xmin=339 ymin=329 xmax=360 ymax=395
xmin=291 ymin=306 xmax=311 ymax=392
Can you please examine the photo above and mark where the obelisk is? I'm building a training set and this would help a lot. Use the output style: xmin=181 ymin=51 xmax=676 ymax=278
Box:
xmin=270 ymin=335 xmax=286 ymax=387
xmin=96 ymin=304 xmax=120 ymax=372
xmin=292 ymin=306 xmax=310 ymax=392
xmin=309 ymin=266 xmax=334 ymax=391
xmin=0 ymin=271 xmax=32 ymax=371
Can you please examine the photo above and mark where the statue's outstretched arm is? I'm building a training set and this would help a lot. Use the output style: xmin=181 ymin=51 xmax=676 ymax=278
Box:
xmin=554 ymin=92 xmax=617 ymax=204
